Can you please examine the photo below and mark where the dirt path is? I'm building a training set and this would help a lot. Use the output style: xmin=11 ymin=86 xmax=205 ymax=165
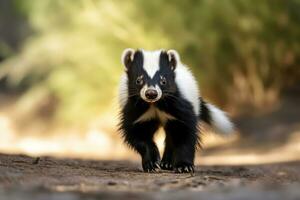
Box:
xmin=0 ymin=154 xmax=300 ymax=200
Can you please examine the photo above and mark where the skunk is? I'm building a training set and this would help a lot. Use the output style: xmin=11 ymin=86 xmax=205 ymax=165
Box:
xmin=118 ymin=49 xmax=234 ymax=173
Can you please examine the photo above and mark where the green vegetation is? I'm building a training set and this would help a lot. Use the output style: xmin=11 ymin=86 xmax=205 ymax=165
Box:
xmin=0 ymin=0 xmax=299 ymax=124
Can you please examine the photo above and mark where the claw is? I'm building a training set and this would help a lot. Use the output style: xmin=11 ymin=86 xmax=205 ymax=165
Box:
xmin=178 ymin=167 xmax=182 ymax=173
xmin=143 ymin=161 xmax=161 ymax=173
xmin=174 ymin=163 xmax=195 ymax=173
xmin=160 ymin=162 xmax=174 ymax=170
xmin=155 ymin=162 xmax=160 ymax=169
xmin=184 ymin=166 xmax=189 ymax=172
xmin=190 ymin=166 xmax=194 ymax=173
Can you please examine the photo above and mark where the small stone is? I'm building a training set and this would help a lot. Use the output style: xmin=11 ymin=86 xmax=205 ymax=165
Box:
xmin=32 ymin=157 xmax=40 ymax=165
xmin=107 ymin=181 xmax=117 ymax=186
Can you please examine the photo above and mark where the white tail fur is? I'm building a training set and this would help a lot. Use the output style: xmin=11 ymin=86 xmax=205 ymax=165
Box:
xmin=206 ymin=103 xmax=234 ymax=135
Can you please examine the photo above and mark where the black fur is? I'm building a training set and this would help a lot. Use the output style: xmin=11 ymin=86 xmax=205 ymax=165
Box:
xmin=119 ymin=50 xmax=203 ymax=173
xmin=199 ymin=97 xmax=211 ymax=125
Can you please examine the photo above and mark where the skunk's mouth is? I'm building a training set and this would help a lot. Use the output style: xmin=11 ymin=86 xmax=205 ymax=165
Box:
xmin=143 ymin=98 xmax=159 ymax=103
xmin=140 ymin=85 xmax=162 ymax=103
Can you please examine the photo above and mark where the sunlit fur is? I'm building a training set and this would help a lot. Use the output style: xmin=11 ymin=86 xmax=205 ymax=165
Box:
xmin=118 ymin=49 xmax=234 ymax=173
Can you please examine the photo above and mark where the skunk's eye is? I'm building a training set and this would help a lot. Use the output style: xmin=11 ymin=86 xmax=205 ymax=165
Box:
xmin=136 ymin=77 xmax=144 ymax=85
xmin=160 ymin=76 xmax=167 ymax=85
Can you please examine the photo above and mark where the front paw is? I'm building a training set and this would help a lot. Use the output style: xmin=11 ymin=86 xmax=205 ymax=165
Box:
xmin=174 ymin=162 xmax=194 ymax=173
xmin=142 ymin=160 xmax=160 ymax=173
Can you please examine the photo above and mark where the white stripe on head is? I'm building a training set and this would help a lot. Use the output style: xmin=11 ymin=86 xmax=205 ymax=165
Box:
xmin=141 ymin=49 xmax=162 ymax=78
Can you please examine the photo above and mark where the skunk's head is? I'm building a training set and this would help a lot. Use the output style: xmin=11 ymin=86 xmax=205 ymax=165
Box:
xmin=121 ymin=49 xmax=180 ymax=103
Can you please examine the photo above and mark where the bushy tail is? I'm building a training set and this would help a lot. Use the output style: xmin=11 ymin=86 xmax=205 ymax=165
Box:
xmin=199 ymin=98 xmax=234 ymax=135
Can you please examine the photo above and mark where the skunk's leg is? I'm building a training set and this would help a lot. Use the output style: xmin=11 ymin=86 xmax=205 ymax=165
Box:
xmin=160 ymin=132 xmax=174 ymax=170
xmin=123 ymin=120 xmax=160 ymax=172
xmin=164 ymin=119 xmax=198 ymax=173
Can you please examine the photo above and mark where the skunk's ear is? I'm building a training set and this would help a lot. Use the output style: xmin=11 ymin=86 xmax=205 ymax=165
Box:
xmin=121 ymin=48 xmax=135 ymax=70
xmin=167 ymin=49 xmax=180 ymax=71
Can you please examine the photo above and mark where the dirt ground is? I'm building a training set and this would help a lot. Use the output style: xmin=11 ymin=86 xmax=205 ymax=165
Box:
xmin=0 ymin=90 xmax=299 ymax=199
xmin=0 ymin=153 xmax=300 ymax=200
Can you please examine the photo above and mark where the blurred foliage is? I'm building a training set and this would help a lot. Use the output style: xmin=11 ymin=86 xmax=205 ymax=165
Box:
xmin=0 ymin=0 xmax=300 ymax=124
xmin=0 ymin=0 xmax=30 ymax=60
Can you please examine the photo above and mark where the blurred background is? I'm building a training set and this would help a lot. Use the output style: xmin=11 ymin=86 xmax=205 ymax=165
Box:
xmin=0 ymin=0 xmax=299 ymax=164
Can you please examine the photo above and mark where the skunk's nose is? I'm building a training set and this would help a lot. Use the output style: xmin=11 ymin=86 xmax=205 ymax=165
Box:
xmin=145 ymin=89 xmax=158 ymax=100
